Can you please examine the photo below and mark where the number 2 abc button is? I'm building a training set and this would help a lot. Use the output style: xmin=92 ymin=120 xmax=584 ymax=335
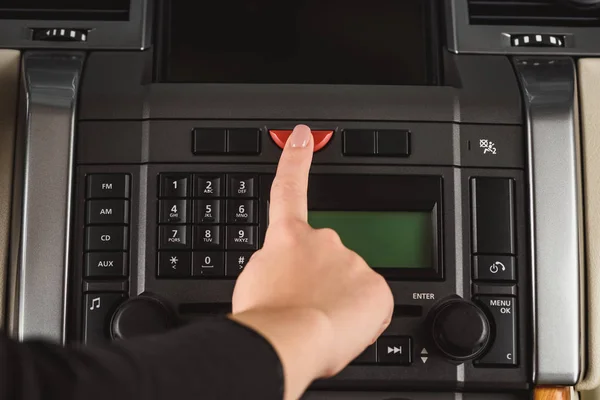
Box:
xmin=227 ymin=226 xmax=257 ymax=250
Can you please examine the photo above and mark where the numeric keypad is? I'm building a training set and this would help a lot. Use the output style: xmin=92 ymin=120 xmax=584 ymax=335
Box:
xmin=157 ymin=173 xmax=259 ymax=279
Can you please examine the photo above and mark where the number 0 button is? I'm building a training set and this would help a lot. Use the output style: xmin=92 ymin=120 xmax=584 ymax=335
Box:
xmin=192 ymin=252 xmax=225 ymax=277
xmin=227 ymin=226 xmax=257 ymax=250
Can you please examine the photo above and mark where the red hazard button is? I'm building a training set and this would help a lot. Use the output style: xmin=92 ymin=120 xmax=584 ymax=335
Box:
xmin=269 ymin=129 xmax=334 ymax=152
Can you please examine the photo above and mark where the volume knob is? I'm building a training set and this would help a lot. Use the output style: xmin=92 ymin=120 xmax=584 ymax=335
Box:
xmin=429 ymin=298 xmax=490 ymax=362
xmin=110 ymin=295 xmax=178 ymax=340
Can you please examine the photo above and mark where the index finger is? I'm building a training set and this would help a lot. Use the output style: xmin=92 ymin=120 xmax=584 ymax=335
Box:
xmin=269 ymin=124 xmax=314 ymax=224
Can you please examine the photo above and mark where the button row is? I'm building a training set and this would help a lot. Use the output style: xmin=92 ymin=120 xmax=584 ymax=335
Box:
xmin=343 ymin=129 xmax=410 ymax=157
xmin=160 ymin=174 xmax=257 ymax=199
xmin=159 ymin=199 xmax=257 ymax=224
xmin=158 ymin=225 xmax=257 ymax=251
xmin=193 ymin=128 xmax=260 ymax=155
xmin=470 ymin=178 xmax=518 ymax=367
xmin=83 ymin=173 xmax=131 ymax=346
xmin=353 ymin=336 xmax=412 ymax=365
xmin=157 ymin=251 xmax=253 ymax=278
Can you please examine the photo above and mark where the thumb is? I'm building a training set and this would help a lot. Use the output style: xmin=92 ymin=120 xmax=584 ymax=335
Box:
xmin=269 ymin=125 xmax=314 ymax=224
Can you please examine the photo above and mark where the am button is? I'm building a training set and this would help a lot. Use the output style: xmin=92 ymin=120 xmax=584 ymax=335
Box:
xmin=86 ymin=200 xmax=129 ymax=225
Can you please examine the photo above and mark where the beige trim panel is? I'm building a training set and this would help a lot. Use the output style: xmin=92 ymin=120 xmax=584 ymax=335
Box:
xmin=578 ymin=59 xmax=600 ymax=392
xmin=0 ymin=50 xmax=20 ymax=328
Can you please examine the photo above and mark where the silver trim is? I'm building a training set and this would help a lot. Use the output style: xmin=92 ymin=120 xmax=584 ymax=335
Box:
xmin=447 ymin=0 xmax=600 ymax=55
xmin=8 ymin=52 xmax=84 ymax=343
xmin=514 ymin=57 xmax=583 ymax=385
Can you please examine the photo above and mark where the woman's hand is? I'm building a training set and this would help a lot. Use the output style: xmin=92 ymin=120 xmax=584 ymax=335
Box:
xmin=230 ymin=125 xmax=394 ymax=400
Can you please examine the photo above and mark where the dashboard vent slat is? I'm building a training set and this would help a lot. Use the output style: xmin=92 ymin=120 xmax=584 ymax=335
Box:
xmin=0 ymin=0 xmax=130 ymax=21
xmin=468 ymin=0 xmax=600 ymax=27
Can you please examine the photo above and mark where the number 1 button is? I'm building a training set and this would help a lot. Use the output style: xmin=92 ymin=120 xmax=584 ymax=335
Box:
xmin=160 ymin=174 xmax=189 ymax=198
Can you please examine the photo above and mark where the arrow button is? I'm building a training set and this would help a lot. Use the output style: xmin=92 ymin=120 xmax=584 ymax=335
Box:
xmin=377 ymin=337 xmax=412 ymax=365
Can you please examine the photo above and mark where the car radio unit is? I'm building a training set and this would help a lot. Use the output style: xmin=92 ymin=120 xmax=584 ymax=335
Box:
xmin=7 ymin=0 xmax=598 ymax=398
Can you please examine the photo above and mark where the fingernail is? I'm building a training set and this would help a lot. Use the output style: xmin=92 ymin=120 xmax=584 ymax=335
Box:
xmin=289 ymin=125 xmax=312 ymax=148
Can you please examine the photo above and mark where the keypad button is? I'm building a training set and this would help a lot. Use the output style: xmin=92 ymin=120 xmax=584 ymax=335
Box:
xmin=228 ymin=175 xmax=257 ymax=198
xmin=192 ymin=252 xmax=225 ymax=277
xmin=193 ymin=128 xmax=227 ymax=155
xmin=227 ymin=199 xmax=257 ymax=224
xmin=195 ymin=199 xmax=222 ymax=224
xmin=159 ymin=199 xmax=189 ymax=224
xmin=226 ymin=226 xmax=258 ymax=250
xmin=84 ymin=252 xmax=128 ymax=278
xmin=474 ymin=296 xmax=518 ymax=367
xmin=376 ymin=130 xmax=410 ymax=156
xmin=473 ymin=255 xmax=517 ymax=282
xmin=87 ymin=174 xmax=130 ymax=199
xmin=157 ymin=252 xmax=192 ymax=278
xmin=377 ymin=337 xmax=412 ymax=365
xmin=194 ymin=226 xmax=223 ymax=250
xmin=196 ymin=175 xmax=222 ymax=198
xmin=343 ymin=130 xmax=376 ymax=156
xmin=86 ymin=226 xmax=128 ymax=251
xmin=83 ymin=293 xmax=126 ymax=345
xmin=160 ymin=174 xmax=190 ymax=198
xmin=226 ymin=251 xmax=254 ymax=277
xmin=86 ymin=200 xmax=129 ymax=225
xmin=159 ymin=225 xmax=191 ymax=250
xmin=227 ymin=128 xmax=260 ymax=155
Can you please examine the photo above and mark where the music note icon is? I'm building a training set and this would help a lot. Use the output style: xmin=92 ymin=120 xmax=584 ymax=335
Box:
xmin=89 ymin=297 xmax=101 ymax=310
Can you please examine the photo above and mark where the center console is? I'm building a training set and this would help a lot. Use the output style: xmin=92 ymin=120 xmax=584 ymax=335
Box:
xmin=5 ymin=0 xmax=600 ymax=398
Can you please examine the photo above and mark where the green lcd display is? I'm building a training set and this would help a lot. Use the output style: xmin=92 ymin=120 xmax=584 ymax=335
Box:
xmin=307 ymin=211 xmax=434 ymax=269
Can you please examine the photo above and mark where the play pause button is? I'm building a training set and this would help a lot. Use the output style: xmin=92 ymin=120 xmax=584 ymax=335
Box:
xmin=377 ymin=336 xmax=412 ymax=365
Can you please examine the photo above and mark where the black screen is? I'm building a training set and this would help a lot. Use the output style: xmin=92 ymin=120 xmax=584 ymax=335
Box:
xmin=160 ymin=0 xmax=438 ymax=85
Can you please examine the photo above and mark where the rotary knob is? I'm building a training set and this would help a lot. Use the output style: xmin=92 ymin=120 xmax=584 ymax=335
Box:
xmin=429 ymin=298 xmax=491 ymax=362
xmin=110 ymin=295 xmax=178 ymax=340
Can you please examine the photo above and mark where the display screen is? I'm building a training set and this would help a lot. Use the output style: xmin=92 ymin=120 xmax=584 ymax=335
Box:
xmin=307 ymin=211 xmax=434 ymax=269
xmin=160 ymin=0 xmax=438 ymax=85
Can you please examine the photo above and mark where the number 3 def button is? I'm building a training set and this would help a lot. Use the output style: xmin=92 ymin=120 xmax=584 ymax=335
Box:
xmin=228 ymin=175 xmax=257 ymax=198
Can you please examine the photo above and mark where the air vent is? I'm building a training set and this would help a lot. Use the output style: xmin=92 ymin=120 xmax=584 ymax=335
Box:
xmin=0 ymin=0 xmax=130 ymax=21
xmin=468 ymin=0 xmax=600 ymax=27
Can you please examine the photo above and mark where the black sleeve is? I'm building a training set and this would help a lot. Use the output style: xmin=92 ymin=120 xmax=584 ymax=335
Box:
xmin=1 ymin=317 xmax=284 ymax=400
